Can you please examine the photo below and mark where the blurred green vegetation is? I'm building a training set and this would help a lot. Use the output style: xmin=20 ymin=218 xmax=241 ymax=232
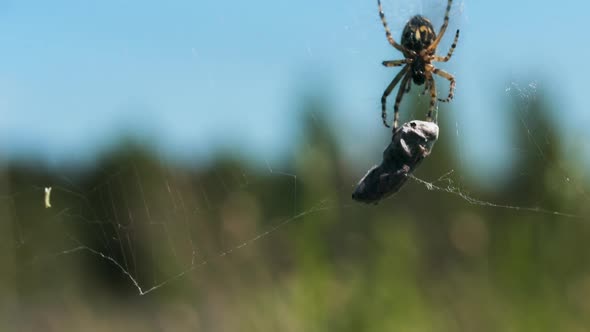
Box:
xmin=0 ymin=90 xmax=589 ymax=332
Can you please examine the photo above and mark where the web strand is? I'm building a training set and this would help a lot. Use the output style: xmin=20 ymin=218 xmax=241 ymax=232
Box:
xmin=410 ymin=172 xmax=580 ymax=219
xmin=47 ymin=200 xmax=334 ymax=295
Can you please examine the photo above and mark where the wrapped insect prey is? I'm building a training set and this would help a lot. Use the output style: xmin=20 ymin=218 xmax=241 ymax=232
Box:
xmin=352 ymin=120 xmax=439 ymax=204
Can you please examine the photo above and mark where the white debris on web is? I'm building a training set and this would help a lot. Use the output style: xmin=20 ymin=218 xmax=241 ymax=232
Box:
xmin=44 ymin=187 xmax=52 ymax=208
xmin=352 ymin=120 xmax=439 ymax=204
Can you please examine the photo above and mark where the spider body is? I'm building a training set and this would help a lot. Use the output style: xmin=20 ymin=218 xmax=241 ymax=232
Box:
xmin=402 ymin=16 xmax=436 ymax=85
xmin=378 ymin=0 xmax=459 ymax=130
xmin=410 ymin=57 xmax=427 ymax=85
xmin=401 ymin=15 xmax=436 ymax=53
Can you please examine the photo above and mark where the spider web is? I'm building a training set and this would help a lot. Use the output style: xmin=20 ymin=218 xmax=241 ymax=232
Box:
xmin=1 ymin=100 xmax=584 ymax=332
xmin=3 ymin=97 xmax=582 ymax=301
xmin=1 ymin=0 xmax=588 ymax=330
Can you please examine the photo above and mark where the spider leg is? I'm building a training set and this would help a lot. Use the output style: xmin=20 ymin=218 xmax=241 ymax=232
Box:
xmin=432 ymin=29 xmax=460 ymax=62
xmin=420 ymin=79 xmax=431 ymax=96
xmin=405 ymin=76 xmax=412 ymax=93
xmin=426 ymin=75 xmax=438 ymax=122
xmin=432 ymin=67 xmax=455 ymax=102
xmin=393 ymin=73 xmax=412 ymax=130
xmin=383 ymin=60 xmax=410 ymax=97
xmin=381 ymin=66 xmax=409 ymax=128
xmin=427 ymin=0 xmax=453 ymax=52
xmin=382 ymin=59 xmax=407 ymax=67
xmin=378 ymin=0 xmax=406 ymax=53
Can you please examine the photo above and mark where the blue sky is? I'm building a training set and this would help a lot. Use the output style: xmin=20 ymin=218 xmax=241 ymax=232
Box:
xmin=0 ymin=0 xmax=587 ymax=181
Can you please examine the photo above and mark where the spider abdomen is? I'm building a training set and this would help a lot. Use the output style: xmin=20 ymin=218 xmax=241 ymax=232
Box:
xmin=401 ymin=15 xmax=436 ymax=53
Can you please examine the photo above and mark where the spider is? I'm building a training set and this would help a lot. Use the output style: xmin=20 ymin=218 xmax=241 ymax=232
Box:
xmin=378 ymin=0 xmax=459 ymax=130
